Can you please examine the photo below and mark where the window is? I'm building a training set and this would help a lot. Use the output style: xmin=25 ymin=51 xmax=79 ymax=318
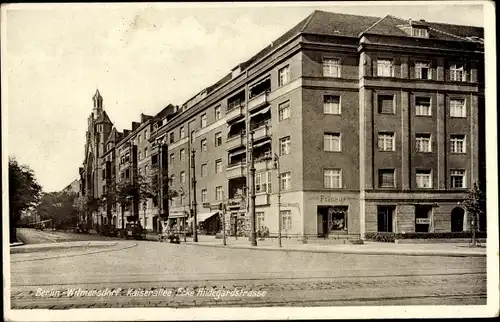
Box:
xmin=201 ymin=138 xmax=207 ymax=152
xmin=323 ymin=58 xmax=340 ymax=77
xmin=215 ymin=159 xmax=222 ymax=174
xmin=201 ymin=114 xmax=207 ymax=128
xmin=379 ymin=169 xmax=395 ymax=188
xmin=201 ymin=189 xmax=208 ymax=203
xmin=416 ymin=170 xmax=433 ymax=188
xmin=257 ymin=212 xmax=265 ymax=229
xmin=324 ymin=133 xmax=341 ymax=152
xmin=215 ymin=186 xmax=224 ymax=201
xmin=138 ymin=151 xmax=142 ymax=160
xmin=190 ymin=131 xmax=195 ymax=143
xmin=280 ymin=172 xmax=291 ymax=191
xmin=201 ymin=163 xmax=208 ymax=177
xmin=181 ymin=195 xmax=186 ymax=206
xmin=450 ymin=99 xmax=466 ymax=117
xmin=278 ymin=101 xmax=290 ymax=121
xmin=145 ymin=130 xmax=148 ymax=140
xmin=255 ymin=171 xmax=272 ymax=193
xmin=215 ymin=132 xmax=222 ymax=147
xmin=415 ymin=97 xmax=431 ymax=116
xmin=138 ymin=135 xmax=141 ymax=144
xmin=412 ymin=27 xmax=429 ymax=38
xmin=180 ymin=171 xmax=186 ymax=183
xmin=171 ymin=174 xmax=176 ymax=184
xmin=377 ymin=59 xmax=394 ymax=77
xmin=415 ymin=62 xmax=431 ymax=79
xmin=324 ymin=169 xmax=342 ymax=188
xmin=378 ymin=95 xmax=395 ymax=114
xmin=324 ymin=95 xmax=341 ymax=114
xmin=378 ymin=132 xmax=395 ymax=151
xmin=278 ymin=65 xmax=290 ymax=86
xmin=416 ymin=134 xmax=432 ymax=152
xmin=180 ymin=149 xmax=185 ymax=162
xmin=280 ymin=136 xmax=291 ymax=155
xmin=169 ymin=132 xmax=175 ymax=143
xmin=215 ymin=106 xmax=222 ymax=120
xmin=144 ymin=148 xmax=148 ymax=158
xmin=450 ymin=64 xmax=466 ymax=82
xmin=450 ymin=135 xmax=466 ymax=153
xmin=451 ymin=170 xmax=466 ymax=188
xmin=145 ymin=165 xmax=148 ymax=175
xmin=281 ymin=210 xmax=292 ymax=230
xmin=170 ymin=153 xmax=175 ymax=165
xmin=180 ymin=126 xmax=185 ymax=139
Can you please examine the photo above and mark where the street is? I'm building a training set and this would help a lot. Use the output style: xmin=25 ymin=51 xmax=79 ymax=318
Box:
xmin=10 ymin=229 xmax=486 ymax=309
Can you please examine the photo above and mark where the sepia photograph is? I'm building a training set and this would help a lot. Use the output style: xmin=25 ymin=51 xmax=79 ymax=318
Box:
xmin=2 ymin=1 xmax=498 ymax=320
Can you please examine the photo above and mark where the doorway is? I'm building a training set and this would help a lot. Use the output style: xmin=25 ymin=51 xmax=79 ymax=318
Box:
xmin=451 ymin=207 xmax=465 ymax=232
xmin=415 ymin=205 xmax=432 ymax=232
xmin=377 ymin=206 xmax=395 ymax=232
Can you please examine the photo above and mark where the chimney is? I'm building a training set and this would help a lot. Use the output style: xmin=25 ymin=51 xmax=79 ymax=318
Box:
xmin=123 ymin=129 xmax=130 ymax=137
xmin=132 ymin=121 xmax=140 ymax=131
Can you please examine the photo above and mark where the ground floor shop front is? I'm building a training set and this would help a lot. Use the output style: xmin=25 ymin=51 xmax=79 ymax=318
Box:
xmin=89 ymin=190 xmax=485 ymax=238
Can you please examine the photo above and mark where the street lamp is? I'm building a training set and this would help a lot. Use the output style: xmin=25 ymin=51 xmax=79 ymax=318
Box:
xmin=142 ymin=200 xmax=147 ymax=228
xmin=191 ymin=149 xmax=198 ymax=242
xmin=273 ymin=153 xmax=282 ymax=248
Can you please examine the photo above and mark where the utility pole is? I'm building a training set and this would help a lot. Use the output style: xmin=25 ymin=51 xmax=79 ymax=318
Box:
xmin=191 ymin=149 xmax=198 ymax=242
xmin=221 ymin=196 xmax=227 ymax=246
xmin=274 ymin=153 xmax=282 ymax=248
xmin=249 ymin=131 xmax=257 ymax=246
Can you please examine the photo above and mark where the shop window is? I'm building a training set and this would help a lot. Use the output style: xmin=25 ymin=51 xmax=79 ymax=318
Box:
xmin=414 ymin=205 xmax=432 ymax=232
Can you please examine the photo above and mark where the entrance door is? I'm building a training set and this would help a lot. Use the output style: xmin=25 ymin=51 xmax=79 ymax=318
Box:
xmin=377 ymin=206 xmax=394 ymax=232
xmin=451 ymin=207 xmax=465 ymax=232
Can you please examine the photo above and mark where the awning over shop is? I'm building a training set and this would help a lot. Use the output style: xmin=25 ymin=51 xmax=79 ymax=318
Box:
xmin=196 ymin=211 xmax=219 ymax=223
xmin=168 ymin=212 xmax=188 ymax=219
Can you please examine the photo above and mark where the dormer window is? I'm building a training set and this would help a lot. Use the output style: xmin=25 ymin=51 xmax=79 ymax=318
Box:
xmin=412 ymin=27 xmax=429 ymax=38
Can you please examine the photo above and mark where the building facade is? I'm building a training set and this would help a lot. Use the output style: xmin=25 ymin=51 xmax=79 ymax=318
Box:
xmin=78 ymin=11 xmax=485 ymax=239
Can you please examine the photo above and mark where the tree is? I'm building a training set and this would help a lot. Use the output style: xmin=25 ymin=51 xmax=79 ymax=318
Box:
xmin=36 ymin=191 xmax=79 ymax=229
xmin=9 ymin=158 xmax=42 ymax=243
xmin=463 ymin=182 xmax=486 ymax=247
xmin=115 ymin=174 xmax=152 ymax=229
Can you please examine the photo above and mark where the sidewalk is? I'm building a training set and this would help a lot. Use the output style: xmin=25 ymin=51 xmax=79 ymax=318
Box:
xmin=180 ymin=235 xmax=486 ymax=257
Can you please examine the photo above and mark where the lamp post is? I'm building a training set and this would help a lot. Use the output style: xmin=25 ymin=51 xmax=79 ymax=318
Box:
xmin=142 ymin=200 xmax=147 ymax=228
xmin=273 ymin=153 xmax=282 ymax=248
xmin=191 ymin=149 xmax=198 ymax=242
xmin=249 ymin=131 xmax=257 ymax=246
xmin=180 ymin=187 xmax=187 ymax=242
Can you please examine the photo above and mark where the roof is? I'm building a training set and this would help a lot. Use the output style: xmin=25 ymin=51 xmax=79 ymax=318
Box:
xmin=95 ymin=110 xmax=112 ymax=124
xmin=178 ymin=10 xmax=484 ymax=108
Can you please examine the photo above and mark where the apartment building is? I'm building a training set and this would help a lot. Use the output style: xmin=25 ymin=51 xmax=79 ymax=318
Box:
xmin=79 ymin=10 xmax=485 ymax=239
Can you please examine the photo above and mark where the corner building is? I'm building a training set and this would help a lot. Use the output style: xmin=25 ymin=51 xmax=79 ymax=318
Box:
xmin=82 ymin=10 xmax=485 ymax=239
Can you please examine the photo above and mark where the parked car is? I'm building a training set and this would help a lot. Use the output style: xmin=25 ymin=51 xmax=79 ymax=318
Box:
xmin=122 ymin=223 xmax=146 ymax=240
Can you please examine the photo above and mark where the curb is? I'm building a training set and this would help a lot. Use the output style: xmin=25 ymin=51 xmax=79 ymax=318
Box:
xmin=182 ymin=242 xmax=486 ymax=257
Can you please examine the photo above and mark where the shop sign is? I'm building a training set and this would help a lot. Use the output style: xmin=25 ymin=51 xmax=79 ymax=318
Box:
xmin=313 ymin=195 xmax=356 ymax=203
xmin=416 ymin=218 xmax=431 ymax=225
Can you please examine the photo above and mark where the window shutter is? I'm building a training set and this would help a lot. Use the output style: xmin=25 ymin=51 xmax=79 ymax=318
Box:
xmin=379 ymin=96 xmax=394 ymax=114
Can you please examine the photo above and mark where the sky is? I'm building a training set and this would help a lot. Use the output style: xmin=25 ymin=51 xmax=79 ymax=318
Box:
xmin=2 ymin=2 xmax=487 ymax=192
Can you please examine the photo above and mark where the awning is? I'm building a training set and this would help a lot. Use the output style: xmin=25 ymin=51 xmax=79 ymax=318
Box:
xmin=168 ymin=212 xmax=188 ymax=219
xmin=196 ymin=211 xmax=219 ymax=223
xmin=250 ymin=106 xmax=271 ymax=117
xmin=252 ymin=140 xmax=271 ymax=149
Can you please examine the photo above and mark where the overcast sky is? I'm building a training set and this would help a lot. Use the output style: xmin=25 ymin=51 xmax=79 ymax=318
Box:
xmin=2 ymin=2 xmax=487 ymax=192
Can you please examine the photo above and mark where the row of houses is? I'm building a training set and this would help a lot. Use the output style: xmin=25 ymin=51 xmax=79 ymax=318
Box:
xmin=76 ymin=10 xmax=486 ymax=239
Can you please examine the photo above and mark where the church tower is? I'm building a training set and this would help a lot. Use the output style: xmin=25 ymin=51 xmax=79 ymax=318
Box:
xmin=92 ymin=89 xmax=103 ymax=117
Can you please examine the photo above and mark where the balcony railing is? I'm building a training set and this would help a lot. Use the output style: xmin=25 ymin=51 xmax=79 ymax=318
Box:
xmin=226 ymin=162 xmax=246 ymax=179
xmin=226 ymin=133 xmax=246 ymax=151
xmin=255 ymin=193 xmax=270 ymax=206
xmin=248 ymin=92 xmax=269 ymax=112
xmin=252 ymin=123 xmax=271 ymax=141
xmin=226 ymin=102 xmax=245 ymax=123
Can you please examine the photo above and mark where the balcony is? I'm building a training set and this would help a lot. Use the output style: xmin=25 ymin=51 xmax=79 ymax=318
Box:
xmin=251 ymin=123 xmax=271 ymax=141
xmin=248 ymin=92 xmax=269 ymax=112
xmin=226 ymin=103 xmax=245 ymax=123
xmin=226 ymin=162 xmax=246 ymax=179
xmin=226 ymin=133 xmax=246 ymax=151
xmin=255 ymin=193 xmax=270 ymax=206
